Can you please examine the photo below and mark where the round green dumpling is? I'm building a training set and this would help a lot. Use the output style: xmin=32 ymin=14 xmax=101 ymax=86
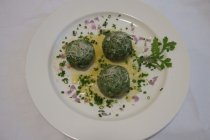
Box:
xmin=65 ymin=39 xmax=95 ymax=69
xmin=97 ymin=65 xmax=130 ymax=98
xmin=102 ymin=31 xmax=132 ymax=61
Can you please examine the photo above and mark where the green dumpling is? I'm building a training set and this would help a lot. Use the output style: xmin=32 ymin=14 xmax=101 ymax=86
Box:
xmin=65 ymin=39 xmax=95 ymax=69
xmin=102 ymin=31 xmax=132 ymax=61
xmin=97 ymin=65 xmax=130 ymax=98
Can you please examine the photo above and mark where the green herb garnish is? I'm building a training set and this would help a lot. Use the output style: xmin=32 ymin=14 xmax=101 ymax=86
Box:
xmin=59 ymin=61 xmax=66 ymax=67
xmin=112 ymin=24 xmax=116 ymax=29
xmin=62 ymin=78 xmax=68 ymax=84
xmin=94 ymin=67 xmax=99 ymax=71
xmin=102 ymin=20 xmax=108 ymax=27
xmin=89 ymin=103 xmax=94 ymax=106
xmin=140 ymin=73 xmax=148 ymax=77
xmin=137 ymin=37 xmax=176 ymax=70
xmin=94 ymin=94 xmax=103 ymax=105
xmin=72 ymin=30 xmax=77 ymax=36
xmin=106 ymin=99 xmax=115 ymax=108
xmin=56 ymin=55 xmax=61 ymax=58
xmin=77 ymin=74 xmax=95 ymax=91
xmin=90 ymin=39 xmax=97 ymax=45
xmin=58 ymin=70 xmax=65 ymax=77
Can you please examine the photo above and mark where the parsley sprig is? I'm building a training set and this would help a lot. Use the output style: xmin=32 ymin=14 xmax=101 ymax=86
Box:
xmin=137 ymin=37 xmax=176 ymax=70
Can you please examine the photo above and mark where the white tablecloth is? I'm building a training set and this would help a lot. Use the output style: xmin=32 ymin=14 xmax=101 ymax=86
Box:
xmin=0 ymin=0 xmax=210 ymax=139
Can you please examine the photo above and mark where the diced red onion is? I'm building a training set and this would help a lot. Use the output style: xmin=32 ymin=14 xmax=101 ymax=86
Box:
xmin=67 ymin=64 xmax=71 ymax=69
xmin=94 ymin=17 xmax=99 ymax=21
xmin=67 ymin=90 xmax=72 ymax=94
xmin=132 ymin=95 xmax=139 ymax=102
xmin=59 ymin=54 xmax=66 ymax=59
xmin=71 ymin=85 xmax=76 ymax=90
xmin=67 ymin=85 xmax=76 ymax=94
xmin=146 ymin=38 xmax=151 ymax=42
xmin=131 ymin=35 xmax=138 ymax=44
xmin=91 ymin=24 xmax=96 ymax=30
xmin=84 ymin=98 xmax=89 ymax=103
xmin=71 ymin=93 xmax=77 ymax=98
xmin=59 ymin=67 xmax=63 ymax=71
xmin=90 ymin=20 xmax=94 ymax=23
xmin=149 ymin=76 xmax=158 ymax=85
xmin=139 ymin=37 xmax=145 ymax=40
xmin=84 ymin=20 xmax=89 ymax=24
xmin=75 ymin=98 xmax=81 ymax=103
xmin=144 ymin=48 xmax=149 ymax=52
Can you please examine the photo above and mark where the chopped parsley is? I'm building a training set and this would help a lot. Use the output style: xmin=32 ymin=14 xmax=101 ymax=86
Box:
xmin=59 ymin=61 xmax=66 ymax=67
xmin=106 ymin=99 xmax=115 ymax=108
xmin=72 ymin=30 xmax=77 ymax=36
xmin=58 ymin=70 xmax=65 ymax=77
xmin=102 ymin=20 xmax=108 ymax=27
xmin=132 ymin=79 xmax=136 ymax=83
xmin=140 ymin=73 xmax=148 ymax=77
xmin=90 ymin=39 xmax=97 ymax=45
xmin=62 ymin=78 xmax=68 ymax=84
xmin=56 ymin=55 xmax=61 ymax=58
xmin=78 ymin=75 xmax=95 ymax=86
xmin=112 ymin=24 xmax=116 ymax=29
xmin=89 ymin=103 xmax=94 ymax=106
xmin=133 ymin=72 xmax=149 ymax=91
xmin=94 ymin=94 xmax=103 ymax=105
xmin=93 ymin=67 xmax=99 ymax=71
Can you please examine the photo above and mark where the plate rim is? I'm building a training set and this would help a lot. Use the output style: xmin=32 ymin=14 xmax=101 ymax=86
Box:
xmin=26 ymin=0 xmax=190 ymax=139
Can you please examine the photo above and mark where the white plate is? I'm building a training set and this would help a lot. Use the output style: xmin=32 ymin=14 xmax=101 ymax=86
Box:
xmin=26 ymin=0 xmax=189 ymax=139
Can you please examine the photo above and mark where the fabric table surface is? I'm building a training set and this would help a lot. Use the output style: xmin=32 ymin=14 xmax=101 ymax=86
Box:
xmin=0 ymin=0 xmax=210 ymax=140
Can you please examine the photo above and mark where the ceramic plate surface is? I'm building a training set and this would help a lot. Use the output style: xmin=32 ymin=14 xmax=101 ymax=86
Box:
xmin=26 ymin=0 xmax=189 ymax=139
